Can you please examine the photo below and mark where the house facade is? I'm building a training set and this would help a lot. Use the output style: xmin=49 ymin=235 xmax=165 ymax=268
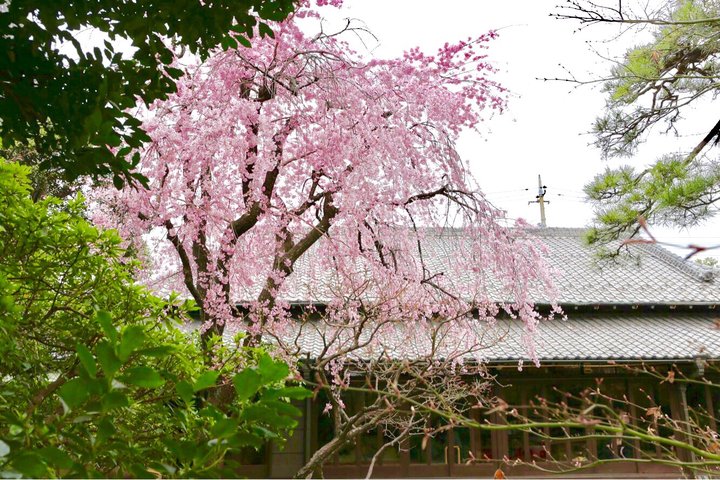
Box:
xmin=241 ymin=228 xmax=720 ymax=478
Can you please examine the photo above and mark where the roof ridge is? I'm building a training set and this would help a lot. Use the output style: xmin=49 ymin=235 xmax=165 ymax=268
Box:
xmin=524 ymin=227 xmax=587 ymax=237
xmin=638 ymin=242 xmax=715 ymax=283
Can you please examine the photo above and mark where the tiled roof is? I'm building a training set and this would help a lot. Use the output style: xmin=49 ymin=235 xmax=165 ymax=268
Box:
xmin=213 ymin=312 xmax=720 ymax=363
xmin=528 ymin=228 xmax=720 ymax=305
xmin=482 ymin=312 xmax=720 ymax=362
xmin=204 ymin=228 xmax=720 ymax=363
xmin=259 ymin=228 xmax=720 ymax=306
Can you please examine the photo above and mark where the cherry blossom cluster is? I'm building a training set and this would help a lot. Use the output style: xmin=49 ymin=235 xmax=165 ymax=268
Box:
xmin=91 ymin=2 xmax=558 ymax=376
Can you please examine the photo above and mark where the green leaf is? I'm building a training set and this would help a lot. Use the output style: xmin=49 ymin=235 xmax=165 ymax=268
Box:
xmin=264 ymin=386 xmax=311 ymax=400
xmin=96 ymin=418 xmax=115 ymax=445
xmin=38 ymin=446 xmax=74 ymax=469
xmin=175 ymin=381 xmax=194 ymax=404
xmin=163 ymin=439 xmax=194 ymax=462
xmin=258 ymin=353 xmax=289 ymax=383
xmin=233 ymin=369 xmax=262 ymax=401
xmin=96 ymin=310 xmax=118 ymax=343
xmin=237 ymin=35 xmax=252 ymax=48
xmin=58 ymin=378 xmax=90 ymax=409
xmin=232 ymin=431 xmax=263 ymax=448
xmin=84 ymin=106 xmax=103 ymax=135
xmin=121 ymin=366 xmax=165 ymax=388
xmin=251 ymin=425 xmax=281 ymax=439
xmin=129 ymin=463 xmax=154 ymax=478
xmin=199 ymin=405 xmax=223 ymax=421
xmin=12 ymin=452 xmax=49 ymax=478
xmin=210 ymin=418 xmax=238 ymax=439
xmin=193 ymin=371 xmax=219 ymax=392
xmin=85 ymin=376 xmax=106 ymax=396
xmin=166 ymin=67 xmax=184 ymax=80
xmin=96 ymin=341 xmax=121 ymax=376
xmin=101 ymin=391 xmax=129 ymax=411
xmin=76 ymin=343 xmax=97 ymax=379
xmin=118 ymin=325 xmax=146 ymax=361
xmin=134 ymin=129 xmax=152 ymax=143
xmin=258 ymin=22 xmax=275 ymax=39
xmin=219 ymin=36 xmax=238 ymax=50
xmin=137 ymin=345 xmax=176 ymax=358
xmin=262 ymin=399 xmax=302 ymax=418
xmin=242 ymin=404 xmax=296 ymax=429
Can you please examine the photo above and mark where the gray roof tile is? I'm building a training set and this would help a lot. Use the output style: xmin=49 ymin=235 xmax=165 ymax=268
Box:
xmin=201 ymin=228 xmax=720 ymax=363
xmin=495 ymin=313 xmax=720 ymax=362
xmin=249 ymin=228 xmax=720 ymax=306
xmin=217 ymin=313 xmax=720 ymax=363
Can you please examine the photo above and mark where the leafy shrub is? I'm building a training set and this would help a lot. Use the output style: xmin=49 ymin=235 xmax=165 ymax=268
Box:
xmin=0 ymin=161 xmax=308 ymax=478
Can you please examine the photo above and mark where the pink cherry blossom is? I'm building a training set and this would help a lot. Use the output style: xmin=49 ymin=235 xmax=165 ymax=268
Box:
xmin=91 ymin=3 xmax=558 ymax=372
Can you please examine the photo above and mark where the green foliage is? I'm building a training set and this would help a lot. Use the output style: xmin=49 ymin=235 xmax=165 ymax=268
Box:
xmin=0 ymin=0 xmax=296 ymax=186
xmin=0 ymin=144 xmax=79 ymax=202
xmin=571 ymin=0 xmax=720 ymax=245
xmin=0 ymin=161 xmax=308 ymax=478
xmin=695 ymin=256 xmax=719 ymax=267
xmin=585 ymin=153 xmax=720 ymax=244
xmin=598 ymin=0 xmax=720 ymax=152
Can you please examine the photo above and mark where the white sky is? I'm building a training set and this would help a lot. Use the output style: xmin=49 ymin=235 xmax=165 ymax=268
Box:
xmin=314 ymin=0 xmax=720 ymax=258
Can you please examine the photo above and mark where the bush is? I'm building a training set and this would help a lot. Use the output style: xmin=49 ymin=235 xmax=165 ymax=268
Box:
xmin=0 ymin=161 xmax=308 ymax=478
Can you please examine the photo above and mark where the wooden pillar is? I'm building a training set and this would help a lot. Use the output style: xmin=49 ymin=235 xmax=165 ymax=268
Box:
xmin=705 ymin=384 xmax=717 ymax=432
xmin=628 ymin=383 xmax=641 ymax=474
xmin=520 ymin=389 xmax=530 ymax=461
xmin=668 ymin=382 xmax=695 ymax=477
xmin=491 ymin=410 xmax=508 ymax=461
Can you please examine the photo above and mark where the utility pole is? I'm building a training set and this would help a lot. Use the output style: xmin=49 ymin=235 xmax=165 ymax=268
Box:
xmin=528 ymin=174 xmax=548 ymax=227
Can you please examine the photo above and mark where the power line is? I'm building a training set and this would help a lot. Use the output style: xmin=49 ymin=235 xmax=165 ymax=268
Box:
xmin=554 ymin=193 xmax=587 ymax=201
xmin=485 ymin=192 xmax=534 ymax=201
xmin=552 ymin=187 xmax=586 ymax=195
xmin=482 ymin=187 xmax=531 ymax=195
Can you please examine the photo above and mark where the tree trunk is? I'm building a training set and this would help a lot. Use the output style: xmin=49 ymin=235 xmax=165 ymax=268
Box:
xmin=294 ymin=423 xmax=373 ymax=479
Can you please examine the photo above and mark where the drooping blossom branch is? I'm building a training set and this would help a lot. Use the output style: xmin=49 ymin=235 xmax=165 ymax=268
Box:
xmin=91 ymin=2 xmax=560 ymax=475
xmin=623 ymin=216 xmax=720 ymax=260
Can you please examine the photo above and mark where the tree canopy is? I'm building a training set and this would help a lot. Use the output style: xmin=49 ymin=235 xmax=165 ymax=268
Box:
xmin=90 ymin=4 xmax=559 ymax=475
xmin=0 ymin=0 xmax=295 ymax=187
xmin=91 ymin=3 xmax=554 ymax=344
xmin=556 ymin=0 xmax=720 ymax=247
